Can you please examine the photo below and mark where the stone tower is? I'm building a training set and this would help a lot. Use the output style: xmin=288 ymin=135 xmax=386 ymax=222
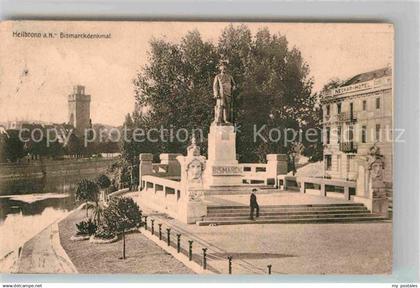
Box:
xmin=68 ymin=85 xmax=91 ymax=137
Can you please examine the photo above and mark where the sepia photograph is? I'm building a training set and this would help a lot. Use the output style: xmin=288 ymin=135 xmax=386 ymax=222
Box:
xmin=0 ymin=21 xmax=394 ymax=275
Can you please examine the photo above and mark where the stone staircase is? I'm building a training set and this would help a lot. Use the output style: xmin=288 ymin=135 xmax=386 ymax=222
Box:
xmin=196 ymin=203 xmax=387 ymax=226
xmin=203 ymin=185 xmax=279 ymax=195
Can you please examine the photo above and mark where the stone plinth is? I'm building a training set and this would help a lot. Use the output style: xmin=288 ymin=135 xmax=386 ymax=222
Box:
xmin=205 ymin=124 xmax=242 ymax=187
xmin=207 ymin=124 xmax=238 ymax=165
xmin=176 ymin=138 xmax=208 ymax=224
xmin=177 ymin=197 xmax=207 ymax=224
xmin=372 ymin=191 xmax=388 ymax=216
xmin=139 ymin=153 xmax=153 ymax=190
xmin=160 ymin=153 xmax=182 ymax=176
xmin=353 ymin=145 xmax=389 ymax=217
xmin=266 ymin=154 xmax=288 ymax=178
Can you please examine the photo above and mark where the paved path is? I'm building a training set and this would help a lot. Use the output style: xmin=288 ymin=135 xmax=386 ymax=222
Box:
xmin=17 ymin=222 xmax=77 ymax=274
xmin=131 ymin=192 xmax=392 ymax=275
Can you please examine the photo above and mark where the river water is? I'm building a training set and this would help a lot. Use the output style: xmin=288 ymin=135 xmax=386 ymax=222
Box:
xmin=0 ymin=173 xmax=100 ymax=259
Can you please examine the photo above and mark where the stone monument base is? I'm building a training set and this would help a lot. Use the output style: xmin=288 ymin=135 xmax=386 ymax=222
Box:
xmin=205 ymin=124 xmax=243 ymax=188
xmin=178 ymin=201 xmax=207 ymax=224
xmin=372 ymin=198 xmax=388 ymax=216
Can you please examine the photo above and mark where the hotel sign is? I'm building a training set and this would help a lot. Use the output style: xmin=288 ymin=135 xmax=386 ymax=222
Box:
xmin=333 ymin=82 xmax=372 ymax=95
xmin=212 ymin=166 xmax=242 ymax=176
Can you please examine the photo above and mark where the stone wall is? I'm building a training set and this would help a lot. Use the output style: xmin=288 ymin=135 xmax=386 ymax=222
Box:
xmin=0 ymin=158 xmax=117 ymax=180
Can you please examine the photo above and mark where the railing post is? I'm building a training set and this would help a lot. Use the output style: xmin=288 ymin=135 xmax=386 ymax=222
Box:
xmin=176 ymin=234 xmax=181 ymax=253
xmin=158 ymin=224 xmax=162 ymax=240
xmin=267 ymin=264 xmax=272 ymax=274
xmin=166 ymin=228 xmax=171 ymax=246
xmin=202 ymin=248 xmax=207 ymax=270
xmin=228 ymin=256 xmax=232 ymax=274
xmin=188 ymin=240 xmax=193 ymax=261
xmin=143 ymin=216 xmax=148 ymax=230
xmin=150 ymin=219 xmax=155 ymax=235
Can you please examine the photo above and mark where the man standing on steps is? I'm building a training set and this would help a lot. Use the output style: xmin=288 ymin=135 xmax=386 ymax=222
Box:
xmin=249 ymin=188 xmax=260 ymax=220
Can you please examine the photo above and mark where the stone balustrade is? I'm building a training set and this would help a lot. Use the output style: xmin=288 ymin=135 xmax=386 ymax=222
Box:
xmin=279 ymin=175 xmax=356 ymax=201
xmin=141 ymin=174 xmax=183 ymax=219
xmin=239 ymin=154 xmax=287 ymax=186
xmin=239 ymin=163 xmax=269 ymax=185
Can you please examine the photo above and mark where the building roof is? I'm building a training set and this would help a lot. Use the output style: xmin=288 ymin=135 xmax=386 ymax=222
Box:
xmin=340 ymin=67 xmax=392 ymax=87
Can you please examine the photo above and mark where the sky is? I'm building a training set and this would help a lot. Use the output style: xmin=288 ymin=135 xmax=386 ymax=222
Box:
xmin=0 ymin=21 xmax=393 ymax=126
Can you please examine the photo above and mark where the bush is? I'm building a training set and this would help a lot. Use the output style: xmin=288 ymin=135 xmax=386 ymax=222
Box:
xmin=103 ymin=197 xmax=142 ymax=233
xmin=102 ymin=197 xmax=142 ymax=259
xmin=94 ymin=226 xmax=116 ymax=240
xmin=75 ymin=219 xmax=97 ymax=236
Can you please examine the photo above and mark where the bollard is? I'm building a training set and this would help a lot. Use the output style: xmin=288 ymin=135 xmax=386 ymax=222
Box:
xmin=228 ymin=256 xmax=232 ymax=274
xmin=143 ymin=216 xmax=148 ymax=230
xmin=188 ymin=240 xmax=193 ymax=261
xmin=150 ymin=219 xmax=155 ymax=235
xmin=166 ymin=228 xmax=171 ymax=246
xmin=176 ymin=234 xmax=181 ymax=253
xmin=158 ymin=224 xmax=162 ymax=240
xmin=267 ymin=264 xmax=272 ymax=275
xmin=202 ymin=248 xmax=207 ymax=270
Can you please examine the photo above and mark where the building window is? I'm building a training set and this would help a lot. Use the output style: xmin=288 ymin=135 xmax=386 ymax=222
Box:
xmin=325 ymin=155 xmax=332 ymax=171
xmin=362 ymin=125 xmax=367 ymax=143
xmin=363 ymin=100 xmax=367 ymax=111
xmin=376 ymin=97 xmax=381 ymax=109
xmin=375 ymin=124 xmax=381 ymax=142
xmin=350 ymin=102 xmax=354 ymax=120
xmin=337 ymin=155 xmax=341 ymax=172
xmin=347 ymin=155 xmax=355 ymax=172
xmin=326 ymin=105 xmax=330 ymax=116
xmin=337 ymin=103 xmax=342 ymax=114
xmin=348 ymin=126 xmax=354 ymax=142
xmin=337 ymin=126 xmax=341 ymax=143
xmin=326 ymin=127 xmax=331 ymax=144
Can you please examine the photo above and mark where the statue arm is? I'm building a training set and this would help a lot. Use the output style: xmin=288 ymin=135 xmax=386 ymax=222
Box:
xmin=231 ymin=76 xmax=237 ymax=91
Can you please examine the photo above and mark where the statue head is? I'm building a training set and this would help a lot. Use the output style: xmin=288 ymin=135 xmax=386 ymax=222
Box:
xmin=187 ymin=159 xmax=203 ymax=181
xmin=218 ymin=60 xmax=229 ymax=74
xmin=369 ymin=159 xmax=384 ymax=179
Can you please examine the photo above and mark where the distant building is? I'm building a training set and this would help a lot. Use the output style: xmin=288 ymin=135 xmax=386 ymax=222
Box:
xmin=321 ymin=67 xmax=393 ymax=185
xmin=68 ymin=85 xmax=91 ymax=137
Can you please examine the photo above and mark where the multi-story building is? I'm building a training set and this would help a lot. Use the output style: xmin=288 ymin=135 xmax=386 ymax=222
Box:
xmin=321 ymin=67 xmax=393 ymax=186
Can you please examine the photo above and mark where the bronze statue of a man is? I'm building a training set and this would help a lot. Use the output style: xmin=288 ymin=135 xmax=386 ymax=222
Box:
xmin=213 ymin=62 xmax=236 ymax=125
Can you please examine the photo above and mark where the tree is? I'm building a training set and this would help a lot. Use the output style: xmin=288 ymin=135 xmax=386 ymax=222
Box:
xmin=3 ymin=130 xmax=26 ymax=162
xmin=94 ymin=174 xmax=112 ymax=224
xmin=97 ymin=174 xmax=111 ymax=190
xmin=75 ymin=179 xmax=100 ymax=218
xmin=0 ymin=130 xmax=7 ymax=162
xmin=129 ymin=25 xmax=317 ymax=166
xmin=66 ymin=133 xmax=83 ymax=158
xmin=103 ymin=197 xmax=142 ymax=259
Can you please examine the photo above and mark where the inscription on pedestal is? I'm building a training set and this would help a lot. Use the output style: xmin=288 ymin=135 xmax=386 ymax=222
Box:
xmin=221 ymin=130 xmax=230 ymax=140
xmin=212 ymin=166 xmax=242 ymax=176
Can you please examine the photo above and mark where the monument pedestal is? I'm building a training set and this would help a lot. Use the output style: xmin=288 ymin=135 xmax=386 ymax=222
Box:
xmin=178 ymin=197 xmax=207 ymax=224
xmin=371 ymin=186 xmax=388 ymax=216
xmin=204 ymin=124 xmax=243 ymax=187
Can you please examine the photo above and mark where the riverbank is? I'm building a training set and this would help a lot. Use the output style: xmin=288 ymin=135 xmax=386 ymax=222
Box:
xmin=0 ymin=204 xmax=81 ymax=273
xmin=0 ymin=157 xmax=117 ymax=179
